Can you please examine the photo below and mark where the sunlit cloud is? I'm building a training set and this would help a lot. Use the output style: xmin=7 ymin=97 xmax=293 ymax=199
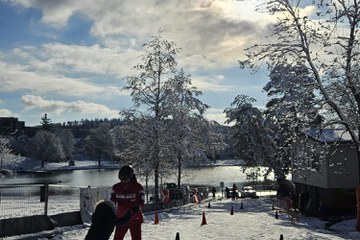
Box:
xmin=2 ymin=0 xmax=273 ymax=125
xmin=205 ymin=107 xmax=228 ymax=125
xmin=0 ymin=61 xmax=125 ymax=98
xmin=0 ymin=108 xmax=16 ymax=117
xmin=21 ymin=95 xmax=120 ymax=118
xmin=193 ymin=75 xmax=233 ymax=92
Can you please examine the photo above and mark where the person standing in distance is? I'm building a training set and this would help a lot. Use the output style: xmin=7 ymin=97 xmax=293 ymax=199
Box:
xmin=111 ymin=165 xmax=144 ymax=240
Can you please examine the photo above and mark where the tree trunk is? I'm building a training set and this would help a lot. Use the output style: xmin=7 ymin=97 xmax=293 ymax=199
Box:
xmin=97 ymin=153 xmax=101 ymax=167
xmin=177 ymin=151 xmax=182 ymax=188
xmin=145 ymin=174 xmax=149 ymax=203
xmin=154 ymin=161 xmax=159 ymax=206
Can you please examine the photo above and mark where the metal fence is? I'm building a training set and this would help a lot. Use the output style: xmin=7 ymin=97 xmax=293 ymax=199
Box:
xmin=0 ymin=183 xmax=276 ymax=220
xmin=0 ymin=183 xmax=82 ymax=220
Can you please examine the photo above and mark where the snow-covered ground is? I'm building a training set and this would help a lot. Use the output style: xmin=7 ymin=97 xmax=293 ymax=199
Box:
xmin=2 ymin=156 xmax=120 ymax=172
xmin=3 ymin=196 xmax=360 ymax=240
xmin=2 ymin=156 xmax=360 ymax=239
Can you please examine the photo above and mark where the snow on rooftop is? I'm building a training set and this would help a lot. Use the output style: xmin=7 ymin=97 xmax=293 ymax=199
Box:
xmin=305 ymin=129 xmax=356 ymax=142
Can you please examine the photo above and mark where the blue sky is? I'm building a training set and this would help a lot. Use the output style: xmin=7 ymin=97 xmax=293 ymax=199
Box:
xmin=0 ymin=0 xmax=274 ymax=126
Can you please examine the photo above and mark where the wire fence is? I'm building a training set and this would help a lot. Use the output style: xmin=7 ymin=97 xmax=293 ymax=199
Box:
xmin=0 ymin=183 xmax=82 ymax=220
xmin=0 ymin=183 xmax=277 ymax=220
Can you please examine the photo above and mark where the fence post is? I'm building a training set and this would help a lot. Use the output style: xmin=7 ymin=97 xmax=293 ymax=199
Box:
xmin=40 ymin=183 xmax=49 ymax=215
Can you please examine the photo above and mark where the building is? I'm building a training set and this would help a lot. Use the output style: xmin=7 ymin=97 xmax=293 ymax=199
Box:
xmin=0 ymin=117 xmax=25 ymax=135
xmin=292 ymin=129 xmax=358 ymax=217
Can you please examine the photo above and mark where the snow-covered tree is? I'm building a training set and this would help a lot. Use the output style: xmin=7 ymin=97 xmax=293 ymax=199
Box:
xmin=224 ymin=95 xmax=281 ymax=178
xmin=56 ymin=129 xmax=76 ymax=164
xmin=29 ymin=130 xmax=64 ymax=167
xmin=0 ymin=135 xmax=12 ymax=170
xmin=239 ymin=0 xmax=360 ymax=183
xmin=10 ymin=134 xmax=30 ymax=156
xmin=122 ymin=31 xmax=180 ymax=204
xmin=261 ymin=63 xmax=322 ymax=177
xmin=116 ymin=113 xmax=170 ymax=203
xmin=84 ymin=123 xmax=115 ymax=167
xmin=264 ymin=63 xmax=319 ymax=130
xmin=122 ymin=31 xmax=219 ymax=203
xmin=163 ymin=70 xmax=227 ymax=187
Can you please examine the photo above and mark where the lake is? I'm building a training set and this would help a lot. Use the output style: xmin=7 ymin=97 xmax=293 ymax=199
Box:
xmin=1 ymin=165 xmax=254 ymax=189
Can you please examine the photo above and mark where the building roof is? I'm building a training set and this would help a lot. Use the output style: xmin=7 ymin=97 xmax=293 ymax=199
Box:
xmin=305 ymin=129 xmax=356 ymax=143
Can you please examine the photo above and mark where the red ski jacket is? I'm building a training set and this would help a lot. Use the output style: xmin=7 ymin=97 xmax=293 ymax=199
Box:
xmin=111 ymin=180 xmax=145 ymax=224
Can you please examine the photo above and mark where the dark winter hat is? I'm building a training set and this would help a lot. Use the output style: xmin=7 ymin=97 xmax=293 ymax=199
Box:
xmin=118 ymin=164 xmax=134 ymax=180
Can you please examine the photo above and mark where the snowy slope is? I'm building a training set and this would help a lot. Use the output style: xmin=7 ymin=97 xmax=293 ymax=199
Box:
xmin=4 ymin=196 xmax=360 ymax=240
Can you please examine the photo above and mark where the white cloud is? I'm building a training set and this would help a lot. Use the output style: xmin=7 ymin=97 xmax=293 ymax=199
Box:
xmin=3 ymin=0 xmax=273 ymax=124
xmin=0 ymin=61 xmax=125 ymax=98
xmin=0 ymin=108 xmax=16 ymax=117
xmin=11 ymin=0 xmax=85 ymax=27
xmin=10 ymin=0 xmax=268 ymax=71
xmin=10 ymin=43 xmax=139 ymax=77
xmin=21 ymin=95 xmax=120 ymax=118
xmin=205 ymin=107 xmax=228 ymax=125
xmin=193 ymin=75 xmax=233 ymax=92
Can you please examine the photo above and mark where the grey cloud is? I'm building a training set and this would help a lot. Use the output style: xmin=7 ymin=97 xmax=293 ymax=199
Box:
xmin=9 ymin=0 xmax=267 ymax=71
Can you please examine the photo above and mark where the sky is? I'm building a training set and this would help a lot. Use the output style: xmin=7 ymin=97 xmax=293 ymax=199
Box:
xmin=0 ymin=0 xmax=281 ymax=127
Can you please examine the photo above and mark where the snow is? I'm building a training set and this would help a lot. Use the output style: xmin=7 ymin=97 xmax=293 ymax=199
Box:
xmin=2 ymin=157 xmax=360 ymax=239
xmin=2 ymin=195 xmax=360 ymax=240
xmin=3 ymin=156 xmax=120 ymax=172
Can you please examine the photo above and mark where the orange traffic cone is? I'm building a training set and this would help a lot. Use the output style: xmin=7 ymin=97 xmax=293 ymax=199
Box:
xmin=230 ymin=206 xmax=234 ymax=215
xmin=275 ymin=210 xmax=279 ymax=219
xmin=154 ymin=210 xmax=159 ymax=224
xmin=201 ymin=212 xmax=207 ymax=226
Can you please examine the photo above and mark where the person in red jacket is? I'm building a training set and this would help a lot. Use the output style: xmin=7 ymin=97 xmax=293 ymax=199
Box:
xmin=111 ymin=165 xmax=144 ymax=240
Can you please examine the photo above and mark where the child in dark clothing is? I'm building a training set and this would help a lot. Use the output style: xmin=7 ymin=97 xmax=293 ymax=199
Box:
xmin=85 ymin=200 xmax=131 ymax=240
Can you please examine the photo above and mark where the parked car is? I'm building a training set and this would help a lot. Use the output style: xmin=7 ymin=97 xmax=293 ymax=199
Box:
xmin=240 ymin=186 xmax=257 ymax=198
xmin=224 ymin=186 xmax=240 ymax=198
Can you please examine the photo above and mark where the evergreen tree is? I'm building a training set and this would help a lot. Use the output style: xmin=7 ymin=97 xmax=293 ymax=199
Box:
xmin=40 ymin=113 xmax=52 ymax=131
